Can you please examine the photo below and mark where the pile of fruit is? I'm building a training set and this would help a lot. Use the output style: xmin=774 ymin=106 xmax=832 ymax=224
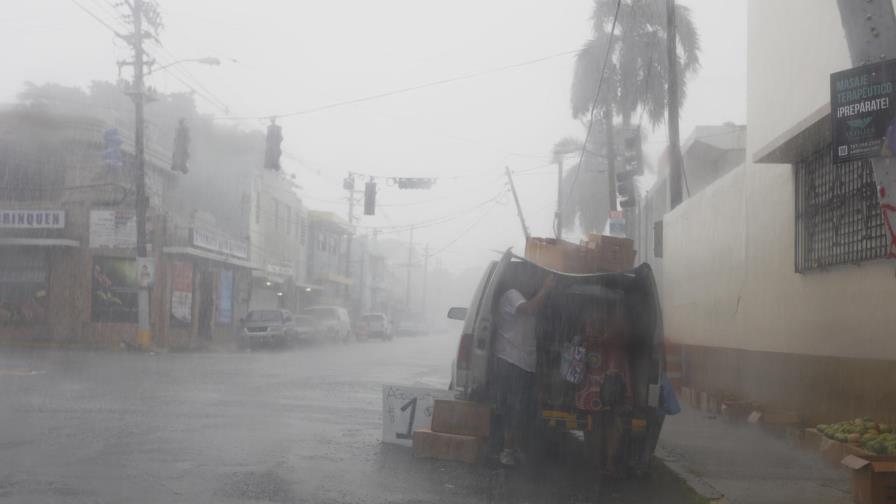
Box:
xmin=817 ymin=418 xmax=896 ymax=455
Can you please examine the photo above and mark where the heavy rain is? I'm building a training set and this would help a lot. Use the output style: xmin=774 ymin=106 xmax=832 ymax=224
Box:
xmin=2 ymin=1 xmax=895 ymax=503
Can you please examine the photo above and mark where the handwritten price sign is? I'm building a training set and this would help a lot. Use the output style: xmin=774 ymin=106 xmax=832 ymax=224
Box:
xmin=381 ymin=384 xmax=456 ymax=447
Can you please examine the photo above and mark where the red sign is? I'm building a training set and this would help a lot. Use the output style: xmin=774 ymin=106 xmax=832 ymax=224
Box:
xmin=170 ymin=261 xmax=193 ymax=325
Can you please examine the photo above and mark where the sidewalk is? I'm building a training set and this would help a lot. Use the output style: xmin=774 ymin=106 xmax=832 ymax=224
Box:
xmin=657 ymin=405 xmax=852 ymax=504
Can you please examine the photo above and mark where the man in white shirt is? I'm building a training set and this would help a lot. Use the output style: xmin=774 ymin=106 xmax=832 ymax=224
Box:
xmin=493 ymin=274 xmax=554 ymax=466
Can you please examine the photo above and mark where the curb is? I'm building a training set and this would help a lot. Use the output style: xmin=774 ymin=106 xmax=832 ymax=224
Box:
xmin=654 ymin=447 xmax=729 ymax=504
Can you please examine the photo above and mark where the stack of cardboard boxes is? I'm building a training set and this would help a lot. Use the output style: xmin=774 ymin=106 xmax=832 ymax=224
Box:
xmin=524 ymin=234 xmax=636 ymax=274
xmin=412 ymin=400 xmax=491 ymax=464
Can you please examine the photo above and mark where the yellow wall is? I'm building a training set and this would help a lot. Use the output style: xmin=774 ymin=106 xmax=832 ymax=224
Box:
xmin=662 ymin=0 xmax=896 ymax=360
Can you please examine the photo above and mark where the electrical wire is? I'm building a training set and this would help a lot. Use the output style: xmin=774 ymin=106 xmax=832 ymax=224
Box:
xmin=429 ymin=201 xmax=500 ymax=257
xmin=213 ymin=49 xmax=580 ymax=121
xmin=68 ymin=0 xmax=124 ymax=36
xmin=358 ymin=189 xmax=508 ymax=234
xmin=563 ymin=0 xmax=623 ymax=220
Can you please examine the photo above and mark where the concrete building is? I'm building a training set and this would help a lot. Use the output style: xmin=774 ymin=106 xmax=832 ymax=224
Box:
xmin=248 ymin=168 xmax=311 ymax=313
xmin=635 ymin=123 xmax=746 ymax=294
xmin=660 ymin=1 xmax=896 ymax=422
xmin=305 ymin=211 xmax=352 ymax=307
xmin=0 ymin=88 xmax=311 ymax=349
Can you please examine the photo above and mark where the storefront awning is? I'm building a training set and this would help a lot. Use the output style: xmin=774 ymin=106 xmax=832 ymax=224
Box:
xmin=296 ymin=282 xmax=324 ymax=291
xmin=320 ymin=272 xmax=352 ymax=286
xmin=754 ymin=103 xmax=830 ymax=165
xmin=162 ymin=246 xmax=254 ymax=269
xmin=0 ymin=238 xmax=80 ymax=247
xmin=250 ymin=269 xmax=288 ymax=284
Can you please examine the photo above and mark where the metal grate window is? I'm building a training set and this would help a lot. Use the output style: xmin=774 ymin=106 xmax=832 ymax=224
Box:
xmin=794 ymin=144 xmax=887 ymax=272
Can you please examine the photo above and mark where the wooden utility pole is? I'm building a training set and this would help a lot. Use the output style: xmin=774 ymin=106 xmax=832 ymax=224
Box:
xmin=667 ymin=0 xmax=685 ymax=209
xmin=121 ymin=0 xmax=153 ymax=350
xmin=556 ymin=157 xmax=563 ymax=240
xmin=405 ymin=226 xmax=414 ymax=308
xmin=422 ymin=244 xmax=429 ymax=321
xmin=505 ymin=166 xmax=530 ymax=241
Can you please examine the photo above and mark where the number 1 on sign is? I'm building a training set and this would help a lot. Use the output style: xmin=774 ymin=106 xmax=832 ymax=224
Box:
xmin=395 ymin=397 xmax=418 ymax=439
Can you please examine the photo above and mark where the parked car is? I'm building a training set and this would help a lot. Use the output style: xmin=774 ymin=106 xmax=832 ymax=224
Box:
xmin=302 ymin=305 xmax=352 ymax=343
xmin=358 ymin=313 xmax=392 ymax=340
xmin=447 ymin=250 xmax=666 ymax=476
xmin=240 ymin=309 xmax=317 ymax=348
xmin=394 ymin=319 xmax=428 ymax=337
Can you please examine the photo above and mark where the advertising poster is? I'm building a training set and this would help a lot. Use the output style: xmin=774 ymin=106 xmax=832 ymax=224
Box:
xmin=170 ymin=261 xmax=193 ymax=326
xmin=216 ymin=270 xmax=234 ymax=324
xmin=831 ymin=59 xmax=896 ymax=163
xmin=91 ymin=257 xmax=138 ymax=323
xmin=89 ymin=210 xmax=137 ymax=249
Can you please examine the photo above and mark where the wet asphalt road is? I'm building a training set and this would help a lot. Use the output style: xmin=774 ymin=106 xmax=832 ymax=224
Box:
xmin=0 ymin=332 xmax=691 ymax=503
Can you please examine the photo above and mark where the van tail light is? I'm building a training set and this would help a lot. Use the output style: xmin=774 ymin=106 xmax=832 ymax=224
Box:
xmin=457 ymin=333 xmax=473 ymax=370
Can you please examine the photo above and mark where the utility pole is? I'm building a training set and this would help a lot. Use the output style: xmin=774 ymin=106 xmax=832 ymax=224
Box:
xmin=556 ymin=157 xmax=563 ymax=240
xmin=667 ymin=0 xmax=685 ymax=209
xmin=122 ymin=0 xmax=153 ymax=350
xmin=505 ymin=166 xmax=530 ymax=241
xmin=405 ymin=227 xmax=414 ymax=308
xmin=422 ymin=243 xmax=429 ymax=322
xmin=344 ymin=173 xmax=356 ymax=307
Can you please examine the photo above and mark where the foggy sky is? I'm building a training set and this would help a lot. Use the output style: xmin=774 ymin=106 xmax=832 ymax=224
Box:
xmin=2 ymin=0 xmax=746 ymax=272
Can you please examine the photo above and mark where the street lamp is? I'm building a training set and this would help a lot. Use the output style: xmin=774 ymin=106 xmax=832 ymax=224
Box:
xmin=147 ymin=57 xmax=222 ymax=75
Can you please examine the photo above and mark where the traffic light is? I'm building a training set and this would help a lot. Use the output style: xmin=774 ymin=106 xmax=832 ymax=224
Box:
xmin=171 ymin=118 xmax=190 ymax=174
xmin=622 ymin=126 xmax=643 ymax=175
xmin=264 ymin=119 xmax=283 ymax=171
xmin=102 ymin=128 xmax=123 ymax=169
xmin=364 ymin=181 xmax=376 ymax=215
xmin=616 ymin=169 xmax=637 ymax=208
xmin=396 ymin=178 xmax=436 ymax=189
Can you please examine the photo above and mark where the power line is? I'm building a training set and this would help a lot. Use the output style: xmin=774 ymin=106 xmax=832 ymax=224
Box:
xmin=213 ymin=49 xmax=580 ymax=121
xmin=430 ymin=201 xmax=499 ymax=257
xmin=68 ymin=0 xmax=124 ymax=36
xmin=563 ymin=0 xmax=623 ymax=214
xmin=359 ymin=189 xmax=507 ymax=234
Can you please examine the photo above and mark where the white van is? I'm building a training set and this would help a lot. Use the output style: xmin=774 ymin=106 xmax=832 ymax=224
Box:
xmin=447 ymin=251 xmax=667 ymax=475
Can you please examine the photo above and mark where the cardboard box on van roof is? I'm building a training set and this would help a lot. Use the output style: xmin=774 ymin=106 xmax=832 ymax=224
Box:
xmin=842 ymin=454 xmax=896 ymax=504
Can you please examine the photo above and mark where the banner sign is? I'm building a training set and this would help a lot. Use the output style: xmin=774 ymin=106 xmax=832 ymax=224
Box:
xmin=90 ymin=210 xmax=137 ymax=249
xmin=170 ymin=260 xmax=193 ymax=326
xmin=381 ymin=384 xmax=456 ymax=447
xmin=265 ymin=263 xmax=294 ymax=277
xmin=0 ymin=210 xmax=65 ymax=229
xmin=191 ymin=227 xmax=249 ymax=260
xmin=831 ymin=59 xmax=896 ymax=163
xmin=216 ymin=270 xmax=234 ymax=324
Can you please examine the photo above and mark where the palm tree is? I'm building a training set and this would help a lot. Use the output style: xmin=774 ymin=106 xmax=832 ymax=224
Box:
xmin=566 ymin=0 xmax=700 ymax=232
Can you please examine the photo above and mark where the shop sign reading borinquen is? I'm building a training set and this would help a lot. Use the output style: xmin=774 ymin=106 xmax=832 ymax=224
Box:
xmin=831 ymin=59 xmax=896 ymax=163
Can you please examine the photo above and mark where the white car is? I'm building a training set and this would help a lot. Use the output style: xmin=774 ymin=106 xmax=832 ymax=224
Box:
xmin=358 ymin=313 xmax=392 ymax=340
xmin=302 ymin=306 xmax=353 ymax=343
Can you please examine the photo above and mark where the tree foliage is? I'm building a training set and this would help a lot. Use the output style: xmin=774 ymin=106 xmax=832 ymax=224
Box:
xmin=563 ymin=0 xmax=701 ymax=233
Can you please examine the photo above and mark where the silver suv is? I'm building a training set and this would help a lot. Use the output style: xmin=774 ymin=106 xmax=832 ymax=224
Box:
xmin=240 ymin=309 xmax=317 ymax=348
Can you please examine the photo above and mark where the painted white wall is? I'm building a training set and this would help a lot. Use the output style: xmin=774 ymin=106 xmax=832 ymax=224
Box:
xmin=662 ymin=0 xmax=896 ymax=360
